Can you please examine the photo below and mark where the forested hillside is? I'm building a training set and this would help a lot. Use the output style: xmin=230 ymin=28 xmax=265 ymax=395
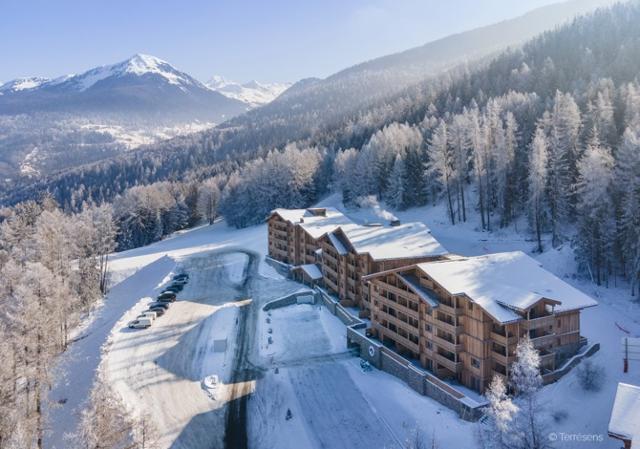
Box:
xmin=2 ymin=2 xmax=640 ymax=293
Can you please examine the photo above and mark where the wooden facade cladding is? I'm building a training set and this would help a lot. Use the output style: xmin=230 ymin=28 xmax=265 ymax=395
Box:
xmin=366 ymin=266 xmax=586 ymax=393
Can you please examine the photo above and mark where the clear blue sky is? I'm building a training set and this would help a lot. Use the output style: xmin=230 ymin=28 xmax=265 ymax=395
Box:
xmin=1 ymin=0 xmax=565 ymax=83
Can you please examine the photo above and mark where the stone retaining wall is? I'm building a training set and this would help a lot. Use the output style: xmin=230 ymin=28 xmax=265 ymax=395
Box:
xmin=320 ymin=287 xmax=487 ymax=421
xmin=262 ymin=290 xmax=317 ymax=311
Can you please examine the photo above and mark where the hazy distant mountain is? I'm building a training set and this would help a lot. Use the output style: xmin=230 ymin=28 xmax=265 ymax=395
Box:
xmin=0 ymin=54 xmax=250 ymax=182
xmin=234 ymin=0 xmax=615 ymax=135
xmin=206 ymin=75 xmax=291 ymax=108
xmin=0 ymin=0 xmax=619 ymax=203
xmin=0 ymin=54 xmax=246 ymax=121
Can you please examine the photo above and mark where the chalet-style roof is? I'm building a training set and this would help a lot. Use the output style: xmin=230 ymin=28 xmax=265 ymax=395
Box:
xmin=398 ymin=273 xmax=440 ymax=308
xmin=292 ymin=263 xmax=323 ymax=280
xmin=339 ymin=222 xmax=448 ymax=261
xmin=609 ymin=383 xmax=640 ymax=446
xmin=416 ymin=251 xmax=598 ymax=324
xmin=270 ymin=207 xmax=353 ymax=239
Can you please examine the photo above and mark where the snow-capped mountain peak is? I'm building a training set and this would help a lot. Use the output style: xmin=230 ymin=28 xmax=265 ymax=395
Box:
xmin=0 ymin=77 xmax=50 ymax=93
xmin=61 ymin=53 xmax=201 ymax=92
xmin=206 ymin=75 xmax=291 ymax=107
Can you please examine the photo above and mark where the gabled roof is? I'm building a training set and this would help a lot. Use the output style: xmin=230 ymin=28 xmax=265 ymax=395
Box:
xmin=609 ymin=383 xmax=640 ymax=446
xmin=398 ymin=273 xmax=440 ymax=308
xmin=292 ymin=263 xmax=323 ymax=280
xmin=327 ymin=231 xmax=348 ymax=255
xmin=269 ymin=207 xmax=353 ymax=240
xmin=339 ymin=222 xmax=448 ymax=261
xmin=416 ymin=251 xmax=598 ymax=324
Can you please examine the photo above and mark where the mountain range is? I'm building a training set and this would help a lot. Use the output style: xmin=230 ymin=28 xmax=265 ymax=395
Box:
xmin=0 ymin=0 xmax=617 ymax=201
xmin=0 ymin=54 xmax=247 ymax=120
xmin=206 ymin=76 xmax=291 ymax=107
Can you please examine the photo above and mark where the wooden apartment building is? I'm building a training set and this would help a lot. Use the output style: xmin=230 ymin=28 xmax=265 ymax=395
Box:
xmin=363 ymin=252 xmax=597 ymax=393
xmin=318 ymin=222 xmax=448 ymax=315
xmin=267 ymin=207 xmax=352 ymax=266
xmin=267 ymin=209 xmax=597 ymax=394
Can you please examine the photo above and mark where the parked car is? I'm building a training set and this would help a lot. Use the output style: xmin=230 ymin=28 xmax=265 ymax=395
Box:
xmin=173 ymin=273 xmax=189 ymax=280
xmin=158 ymin=292 xmax=176 ymax=301
xmin=147 ymin=307 xmax=165 ymax=317
xmin=165 ymin=284 xmax=183 ymax=292
xmin=157 ymin=297 xmax=175 ymax=304
xmin=138 ymin=311 xmax=157 ymax=320
xmin=148 ymin=301 xmax=169 ymax=310
xmin=128 ymin=318 xmax=152 ymax=329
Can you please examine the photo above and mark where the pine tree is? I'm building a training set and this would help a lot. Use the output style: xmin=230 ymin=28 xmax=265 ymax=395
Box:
xmin=426 ymin=120 xmax=456 ymax=224
xmin=528 ymin=127 xmax=549 ymax=253
xmin=385 ymin=154 xmax=406 ymax=210
xmin=575 ymin=130 xmax=615 ymax=285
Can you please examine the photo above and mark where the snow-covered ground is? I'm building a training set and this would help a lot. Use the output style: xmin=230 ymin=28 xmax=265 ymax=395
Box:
xmin=318 ymin=193 xmax=640 ymax=448
xmin=47 ymin=194 xmax=640 ymax=449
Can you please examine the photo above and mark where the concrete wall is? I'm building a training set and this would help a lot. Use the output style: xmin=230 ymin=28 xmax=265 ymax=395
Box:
xmin=263 ymin=290 xmax=318 ymax=311
xmin=325 ymin=286 xmax=486 ymax=422
xmin=544 ymin=342 xmax=600 ymax=384
xmin=264 ymin=256 xmax=293 ymax=278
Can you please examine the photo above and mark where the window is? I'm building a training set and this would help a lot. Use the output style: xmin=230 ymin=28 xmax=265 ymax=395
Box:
xmin=468 ymin=302 xmax=474 ymax=310
xmin=557 ymin=318 xmax=561 ymax=327
xmin=471 ymin=358 xmax=480 ymax=369
xmin=425 ymin=324 xmax=432 ymax=332
xmin=426 ymin=341 xmax=433 ymax=350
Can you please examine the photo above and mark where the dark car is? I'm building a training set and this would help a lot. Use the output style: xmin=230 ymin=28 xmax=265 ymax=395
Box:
xmin=148 ymin=301 xmax=169 ymax=310
xmin=158 ymin=292 xmax=176 ymax=300
xmin=157 ymin=296 xmax=175 ymax=304
xmin=165 ymin=284 xmax=183 ymax=292
xmin=173 ymin=274 xmax=189 ymax=281
xmin=146 ymin=307 xmax=165 ymax=317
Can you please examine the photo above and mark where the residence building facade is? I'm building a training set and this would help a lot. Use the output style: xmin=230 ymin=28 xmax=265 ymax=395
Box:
xmin=362 ymin=252 xmax=597 ymax=393
xmin=267 ymin=208 xmax=597 ymax=394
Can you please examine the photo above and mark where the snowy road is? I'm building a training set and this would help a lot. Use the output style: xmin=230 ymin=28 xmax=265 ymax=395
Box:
xmin=104 ymin=250 xmax=256 ymax=449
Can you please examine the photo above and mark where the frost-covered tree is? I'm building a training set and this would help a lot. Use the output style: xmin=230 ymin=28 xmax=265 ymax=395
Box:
xmin=547 ymin=91 xmax=581 ymax=246
xmin=575 ymin=131 xmax=615 ymax=285
xmin=197 ymin=179 xmax=221 ymax=225
xmin=427 ymin=120 xmax=456 ymax=224
xmin=479 ymin=375 xmax=519 ymax=449
xmin=385 ymin=154 xmax=406 ymax=210
xmin=528 ymin=126 xmax=549 ymax=253
xmin=510 ymin=337 xmax=550 ymax=449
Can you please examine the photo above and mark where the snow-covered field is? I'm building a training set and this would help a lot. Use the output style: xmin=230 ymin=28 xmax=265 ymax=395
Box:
xmin=46 ymin=195 xmax=640 ymax=449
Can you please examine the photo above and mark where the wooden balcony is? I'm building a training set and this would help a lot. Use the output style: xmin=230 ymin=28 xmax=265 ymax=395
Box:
xmin=491 ymin=351 xmax=515 ymax=366
xmin=322 ymin=251 xmax=338 ymax=265
xmin=432 ymin=334 xmax=462 ymax=353
xmin=530 ymin=333 xmax=556 ymax=348
xmin=381 ymin=328 xmax=420 ymax=354
xmin=373 ymin=291 xmax=420 ymax=319
xmin=438 ymin=302 xmax=463 ymax=316
xmin=433 ymin=352 xmax=462 ymax=374
xmin=271 ymin=228 xmax=289 ymax=239
xmin=432 ymin=317 xmax=463 ymax=335
xmin=377 ymin=309 xmax=420 ymax=335
xmin=490 ymin=331 xmax=518 ymax=346
xmin=523 ymin=315 xmax=555 ymax=331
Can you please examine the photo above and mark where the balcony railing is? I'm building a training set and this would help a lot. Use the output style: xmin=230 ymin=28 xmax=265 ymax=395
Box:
xmin=432 ymin=316 xmax=463 ymax=335
xmin=432 ymin=333 xmax=462 ymax=353
xmin=523 ymin=315 xmax=555 ymax=331
xmin=433 ymin=352 xmax=461 ymax=374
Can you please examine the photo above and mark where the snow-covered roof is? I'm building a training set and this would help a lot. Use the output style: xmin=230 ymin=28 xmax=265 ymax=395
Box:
xmin=327 ymin=231 xmax=348 ymax=255
xmin=416 ymin=251 xmax=598 ymax=324
xmin=293 ymin=263 xmax=323 ymax=280
xmin=609 ymin=383 xmax=640 ymax=446
xmin=340 ymin=222 xmax=448 ymax=261
xmin=270 ymin=207 xmax=353 ymax=240
xmin=398 ymin=273 xmax=440 ymax=308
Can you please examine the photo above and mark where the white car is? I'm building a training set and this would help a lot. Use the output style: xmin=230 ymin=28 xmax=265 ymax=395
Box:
xmin=128 ymin=317 xmax=152 ymax=329
xmin=137 ymin=311 xmax=157 ymax=320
